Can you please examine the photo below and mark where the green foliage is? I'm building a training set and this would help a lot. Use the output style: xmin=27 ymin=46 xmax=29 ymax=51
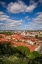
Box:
xmin=35 ymin=35 xmax=38 ymax=38
xmin=28 ymin=52 xmax=35 ymax=59
xmin=32 ymin=51 xmax=41 ymax=58
xmin=0 ymin=42 xmax=42 ymax=64
xmin=0 ymin=42 xmax=16 ymax=55
xmin=16 ymin=46 xmax=30 ymax=58
xmin=0 ymin=31 xmax=13 ymax=35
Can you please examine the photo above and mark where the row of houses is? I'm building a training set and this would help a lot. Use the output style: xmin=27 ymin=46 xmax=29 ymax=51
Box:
xmin=0 ymin=31 xmax=42 ymax=52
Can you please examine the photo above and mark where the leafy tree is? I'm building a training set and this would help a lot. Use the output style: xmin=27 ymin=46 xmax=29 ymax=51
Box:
xmin=28 ymin=51 xmax=42 ymax=64
xmin=16 ymin=46 xmax=30 ymax=58
xmin=32 ymin=51 xmax=41 ymax=58
xmin=35 ymin=35 xmax=38 ymax=38
xmin=0 ymin=42 xmax=42 ymax=64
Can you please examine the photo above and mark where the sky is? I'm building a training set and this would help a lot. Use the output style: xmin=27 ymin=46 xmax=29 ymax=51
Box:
xmin=0 ymin=0 xmax=42 ymax=30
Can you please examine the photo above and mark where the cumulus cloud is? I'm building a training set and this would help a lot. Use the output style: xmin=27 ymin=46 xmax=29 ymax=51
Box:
xmin=0 ymin=11 xmax=23 ymax=28
xmin=0 ymin=12 xmax=4 ymax=15
xmin=33 ymin=12 xmax=42 ymax=24
xmin=25 ymin=16 xmax=30 ymax=20
xmin=7 ymin=0 xmax=37 ymax=13
xmin=39 ymin=0 xmax=42 ymax=4
xmin=24 ymin=25 xmax=28 ymax=27
xmin=26 ymin=12 xmax=42 ymax=30
xmin=0 ymin=1 xmax=6 ymax=8
xmin=0 ymin=23 xmax=3 ymax=26
xmin=30 ymin=0 xmax=35 ymax=4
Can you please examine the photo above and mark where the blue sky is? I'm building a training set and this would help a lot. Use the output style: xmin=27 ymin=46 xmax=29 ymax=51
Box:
xmin=0 ymin=0 xmax=42 ymax=30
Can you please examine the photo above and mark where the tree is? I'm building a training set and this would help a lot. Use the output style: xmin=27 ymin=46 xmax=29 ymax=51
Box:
xmin=35 ymin=35 xmax=38 ymax=38
xmin=32 ymin=51 xmax=41 ymax=58
xmin=16 ymin=46 xmax=30 ymax=58
xmin=27 ymin=51 xmax=42 ymax=64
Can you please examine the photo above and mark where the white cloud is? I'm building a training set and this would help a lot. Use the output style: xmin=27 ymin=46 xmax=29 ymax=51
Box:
xmin=0 ymin=23 xmax=5 ymax=27
xmin=26 ymin=12 xmax=42 ymax=30
xmin=0 ymin=1 xmax=6 ymax=8
xmin=33 ymin=12 xmax=42 ymax=24
xmin=0 ymin=23 xmax=2 ymax=25
xmin=0 ymin=11 xmax=4 ymax=15
xmin=39 ymin=0 xmax=42 ymax=4
xmin=7 ymin=1 xmax=37 ymax=13
xmin=26 ymin=4 xmax=37 ymax=12
xmin=30 ymin=0 xmax=35 ymax=4
xmin=8 ymin=19 xmax=23 ymax=27
xmin=0 ymin=11 xmax=23 ymax=28
xmin=25 ymin=16 xmax=30 ymax=20
xmin=24 ymin=25 xmax=28 ymax=27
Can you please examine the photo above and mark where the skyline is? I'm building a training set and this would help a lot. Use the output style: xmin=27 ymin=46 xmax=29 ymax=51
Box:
xmin=0 ymin=0 xmax=42 ymax=30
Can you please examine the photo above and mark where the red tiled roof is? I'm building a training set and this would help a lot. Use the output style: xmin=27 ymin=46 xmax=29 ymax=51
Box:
xmin=0 ymin=34 xmax=41 ymax=52
xmin=27 ymin=45 xmax=35 ymax=52
xmin=0 ymin=38 xmax=9 ymax=44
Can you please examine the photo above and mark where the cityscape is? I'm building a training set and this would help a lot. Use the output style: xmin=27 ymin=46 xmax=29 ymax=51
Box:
xmin=0 ymin=30 xmax=42 ymax=52
xmin=0 ymin=0 xmax=42 ymax=64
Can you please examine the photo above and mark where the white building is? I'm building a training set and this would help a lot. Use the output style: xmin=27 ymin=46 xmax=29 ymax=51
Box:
xmin=26 ymin=40 xmax=34 ymax=45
